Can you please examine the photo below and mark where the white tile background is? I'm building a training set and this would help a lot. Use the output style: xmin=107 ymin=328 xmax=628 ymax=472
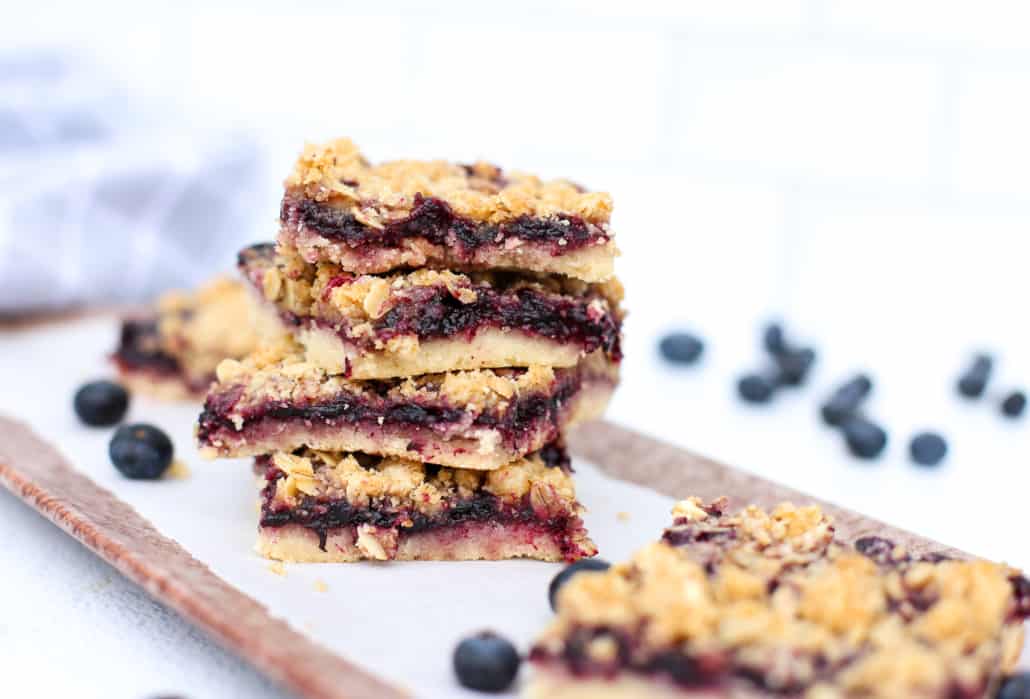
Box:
xmin=3 ymin=1 xmax=1030 ymax=696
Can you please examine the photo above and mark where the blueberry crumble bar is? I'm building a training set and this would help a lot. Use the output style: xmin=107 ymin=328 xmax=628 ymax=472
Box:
xmin=197 ymin=337 xmax=617 ymax=469
xmin=279 ymin=138 xmax=617 ymax=282
xmin=240 ymin=242 xmax=623 ymax=379
xmin=528 ymin=497 xmax=1030 ymax=698
xmin=256 ymin=444 xmax=596 ymax=562
xmin=113 ymin=277 xmax=259 ymax=399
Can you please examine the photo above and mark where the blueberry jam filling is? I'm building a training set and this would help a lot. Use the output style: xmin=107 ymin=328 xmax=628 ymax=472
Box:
xmin=283 ymin=193 xmax=607 ymax=256
xmin=854 ymin=535 xmax=1030 ymax=622
xmin=258 ymin=469 xmax=583 ymax=556
xmin=539 ymin=442 xmax=572 ymax=470
xmin=112 ymin=318 xmax=181 ymax=377
xmin=197 ymin=368 xmax=596 ymax=450
xmin=532 ymin=624 xmax=1001 ymax=697
xmin=374 ymin=283 xmax=622 ymax=360
xmin=529 ymin=627 xmax=730 ymax=690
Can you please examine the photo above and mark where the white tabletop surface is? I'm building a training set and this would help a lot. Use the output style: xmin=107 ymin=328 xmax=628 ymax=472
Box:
xmin=3 ymin=242 xmax=1028 ymax=697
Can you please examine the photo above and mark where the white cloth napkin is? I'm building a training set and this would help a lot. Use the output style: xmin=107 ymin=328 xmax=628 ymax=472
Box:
xmin=0 ymin=51 xmax=266 ymax=313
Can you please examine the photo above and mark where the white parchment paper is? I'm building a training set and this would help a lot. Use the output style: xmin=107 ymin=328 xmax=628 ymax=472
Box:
xmin=1 ymin=317 xmax=680 ymax=698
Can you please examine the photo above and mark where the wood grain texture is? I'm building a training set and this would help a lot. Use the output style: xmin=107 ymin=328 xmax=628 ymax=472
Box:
xmin=0 ymin=415 xmax=967 ymax=699
xmin=567 ymin=421 xmax=964 ymax=560
xmin=0 ymin=415 xmax=406 ymax=699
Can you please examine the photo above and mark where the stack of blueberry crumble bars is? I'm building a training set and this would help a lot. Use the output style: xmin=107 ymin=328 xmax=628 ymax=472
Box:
xmin=528 ymin=497 xmax=1030 ymax=698
xmin=196 ymin=138 xmax=623 ymax=562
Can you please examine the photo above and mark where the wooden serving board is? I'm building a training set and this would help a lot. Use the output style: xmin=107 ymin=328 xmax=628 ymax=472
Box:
xmin=0 ymin=413 xmax=965 ymax=699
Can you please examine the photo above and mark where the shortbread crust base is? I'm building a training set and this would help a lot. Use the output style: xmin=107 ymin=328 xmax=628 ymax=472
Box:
xmin=257 ymin=521 xmax=592 ymax=563
xmin=299 ymin=325 xmax=584 ymax=379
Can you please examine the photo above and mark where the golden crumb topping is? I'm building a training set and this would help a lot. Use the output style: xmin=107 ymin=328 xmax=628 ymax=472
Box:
xmin=266 ymin=448 xmax=579 ymax=520
xmin=149 ymin=276 xmax=259 ymax=385
xmin=535 ymin=497 xmax=1026 ymax=698
xmin=210 ymin=336 xmax=612 ymax=424
xmin=285 ymin=138 xmax=613 ymax=226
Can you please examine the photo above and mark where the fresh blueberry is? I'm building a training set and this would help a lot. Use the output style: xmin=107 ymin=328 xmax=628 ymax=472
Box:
xmin=909 ymin=431 xmax=947 ymax=467
xmin=842 ymin=417 xmax=888 ymax=459
xmin=775 ymin=347 xmax=816 ymax=386
xmin=453 ymin=631 xmax=520 ymax=692
xmin=998 ymin=673 xmax=1030 ymax=699
xmin=762 ymin=322 xmax=787 ymax=356
xmin=956 ymin=353 xmax=993 ymax=398
xmin=820 ymin=374 xmax=873 ymax=426
xmin=737 ymin=373 xmax=777 ymax=404
xmin=549 ymin=559 xmax=611 ymax=611
xmin=658 ymin=332 xmax=705 ymax=365
xmin=109 ymin=424 xmax=173 ymax=480
xmin=1002 ymin=390 xmax=1026 ymax=418
xmin=73 ymin=380 xmax=129 ymax=427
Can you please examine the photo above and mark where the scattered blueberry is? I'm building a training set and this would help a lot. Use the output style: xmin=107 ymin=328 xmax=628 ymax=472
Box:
xmin=998 ymin=673 xmax=1030 ymax=699
xmin=73 ymin=380 xmax=129 ymax=427
xmin=956 ymin=353 xmax=993 ymax=398
xmin=658 ymin=332 xmax=705 ymax=365
xmin=737 ymin=373 xmax=777 ymax=404
xmin=109 ymin=424 xmax=173 ymax=480
xmin=1001 ymin=390 xmax=1026 ymax=418
xmin=775 ymin=347 xmax=816 ymax=386
xmin=842 ymin=417 xmax=888 ymax=459
xmin=909 ymin=431 xmax=948 ymax=467
xmin=762 ymin=322 xmax=787 ymax=356
xmin=820 ymin=374 xmax=872 ymax=426
xmin=453 ymin=631 xmax=520 ymax=693
xmin=549 ymin=558 xmax=611 ymax=611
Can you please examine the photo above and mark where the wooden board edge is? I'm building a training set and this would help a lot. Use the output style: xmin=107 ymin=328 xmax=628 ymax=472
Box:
xmin=568 ymin=420 xmax=966 ymax=560
xmin=0 ymin=415 xmax=408 ymax=699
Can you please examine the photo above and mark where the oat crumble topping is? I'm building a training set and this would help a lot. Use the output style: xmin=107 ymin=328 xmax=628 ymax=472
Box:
xmin=535 ymin=497 xmax=1028 ymax=698
xmin=154 ymin=276 xmax=259 ymax=365
xmin=266 ymin=448 xmax=579 ymax=520
xmin=116 ymin=276 xmax=259 ymax=390
xmin=286 ymin=138 xmax=613 ymax=227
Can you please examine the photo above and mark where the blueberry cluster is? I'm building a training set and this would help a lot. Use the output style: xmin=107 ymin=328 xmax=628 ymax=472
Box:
xmin=736 ymin=322 xmax=817 ymax=403
xmin=818 ymin=374 xmax=890 ymax=460
xmin=73 ymin=379 xmax=174 ymax=480
xmin=658 ymin=326 xmax=1029 ymax=467
xmin=957 ymin=353 xmax=1025 ymax=419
